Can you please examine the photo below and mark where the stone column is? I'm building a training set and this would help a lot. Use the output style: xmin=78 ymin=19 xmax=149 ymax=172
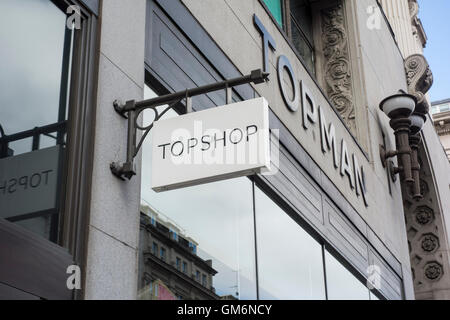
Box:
xmin=379 ymin=0 xmax=424 ymax=57
xmin=83 ymin=0 xmax=146 ymax=299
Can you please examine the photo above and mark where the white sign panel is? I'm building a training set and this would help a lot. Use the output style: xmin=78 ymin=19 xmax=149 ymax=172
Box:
xmin=0 ymin=146 xmax=61 ymax=219
xmin=151 ymin=97 xmax=270 ymax=192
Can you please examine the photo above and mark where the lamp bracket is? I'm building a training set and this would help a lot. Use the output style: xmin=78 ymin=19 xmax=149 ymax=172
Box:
xmin=379 ymin=145 xmax=398 ymax=168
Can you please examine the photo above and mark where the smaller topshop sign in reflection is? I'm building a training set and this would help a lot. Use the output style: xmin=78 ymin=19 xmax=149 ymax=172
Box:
xmin=151 ymin=98 xmax=273 ymax=192
xmin=0 ymin=146 xmax=60 ymax=219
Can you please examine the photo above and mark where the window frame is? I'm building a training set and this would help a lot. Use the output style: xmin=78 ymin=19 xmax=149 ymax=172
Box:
xmin=259 ymin=0 xmax=316 ymax=75
xmin=0 ymin=0 xmax=99 ymax=300
xmin=253 ymin=176 xmax=383 ymax=300
xmin=57 ymin=0 xmax=99 ymax=300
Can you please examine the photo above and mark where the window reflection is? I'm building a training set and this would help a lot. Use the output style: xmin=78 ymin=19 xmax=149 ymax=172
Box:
xmin=137 ymin=86 xmax=385 ymax=301
xmin=0 ymin=0 xmax=69 ymax=155
xmin=0 ymin=0 xmax=72 ymax=241
xmin=325 ymin=250 xmax=370 ymax=300
xmin=138 ymin=86 xmax=257 ymax=300
xmin=254 ymin=186 xmax=326 ymax=300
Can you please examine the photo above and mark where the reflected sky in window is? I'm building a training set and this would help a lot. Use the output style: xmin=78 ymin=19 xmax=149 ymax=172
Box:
xmin=140 ymin=86 xmax=257 ymax=300
xmin=325 ymin=250 xmax=370 ymax=300
xmin=0 ymin=0 xmax=66 ymax=155
xmin=255 ymin=187 xmax=326 ymax=300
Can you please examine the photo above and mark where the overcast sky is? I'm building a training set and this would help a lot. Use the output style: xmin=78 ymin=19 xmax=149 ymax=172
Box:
xmin=418 ymin=0 xmax=450 ymax=103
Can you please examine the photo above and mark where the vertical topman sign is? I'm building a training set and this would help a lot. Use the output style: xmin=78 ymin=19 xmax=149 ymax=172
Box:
xmin=151 ymin=98 xmax=271 ymax=192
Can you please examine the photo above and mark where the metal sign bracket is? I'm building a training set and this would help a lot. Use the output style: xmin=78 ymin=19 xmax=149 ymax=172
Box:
xmin=110 ymin=69 xmax=269 ymax=181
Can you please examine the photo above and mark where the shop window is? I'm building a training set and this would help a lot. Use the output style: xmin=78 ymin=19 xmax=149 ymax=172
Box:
xmin=324 ymin=249 xmax=370 ymax=300
xmin=254 ymin=186 xmax=326 ymax=300
xmin=138 ymin=86 xmax=258 ymax=300
xmin=0 ymin=0 xmax=74 ymax=242
xmin=137 ymin=86 xmax=385 ymax=301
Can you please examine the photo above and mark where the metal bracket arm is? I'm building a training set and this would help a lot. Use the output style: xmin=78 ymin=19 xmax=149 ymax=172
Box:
xmin=110 ymin=69 xmax=269 ymax=180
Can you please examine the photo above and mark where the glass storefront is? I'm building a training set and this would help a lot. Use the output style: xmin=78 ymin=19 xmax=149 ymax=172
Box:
xmin=255 ymin=186 xmax=325 ymax=300
xmin=137 ymin=86 xmax=381 ymax=300
xmin=325 ymin=250 xmax=371 ymax=300
xmin=0 ymin=0 xmax=73 ymax=241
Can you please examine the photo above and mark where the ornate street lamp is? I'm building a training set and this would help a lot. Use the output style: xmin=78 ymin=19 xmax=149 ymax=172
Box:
xmin=409 ymin=112 xmax=427 ymax=200
xmin=379 ymin=92 xmax=417 ymax=183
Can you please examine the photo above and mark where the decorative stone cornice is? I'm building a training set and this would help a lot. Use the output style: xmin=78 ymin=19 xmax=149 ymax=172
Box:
xmin=321 ymin=4 xmax=356 ymax=135
xmin=409 ymin=0 xmax=419 ymax=18
xmin=405 ymin=54 xmax=433 ymax=114
xmin=408 ymin=0 xmax=427 ymax=47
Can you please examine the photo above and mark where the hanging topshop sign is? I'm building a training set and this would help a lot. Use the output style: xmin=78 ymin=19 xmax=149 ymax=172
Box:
xmin=151 ymin=97 xmax=271 ymax=192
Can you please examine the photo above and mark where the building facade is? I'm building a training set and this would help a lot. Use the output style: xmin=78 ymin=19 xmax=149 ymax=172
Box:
xmin=431 ymin=99 xmax=450 ymax=161
xmin=1 ymin=0 xmax=449 ymax=300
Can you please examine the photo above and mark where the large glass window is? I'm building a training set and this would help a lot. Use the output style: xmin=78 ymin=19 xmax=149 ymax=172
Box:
xmin=255 ymin=186 xmax=326 ymax=300
xmin=137 ymin=87 xmax=383 ymax=301
xmin=138 ymin=86 xmax=257 ymax=300
xmin=0 ymin=0 xmax=73 ymax=241
xmin=324 ymin=250 xmax=370 ymax=300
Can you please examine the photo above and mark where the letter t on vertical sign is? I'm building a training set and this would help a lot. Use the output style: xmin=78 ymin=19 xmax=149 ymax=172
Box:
xmin=254 ymin=15 xmax=277 ymax=73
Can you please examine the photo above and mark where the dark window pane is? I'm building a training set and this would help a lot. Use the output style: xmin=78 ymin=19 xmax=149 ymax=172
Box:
xmin=290 ymin=22 xmax=315 ymax=73
xmin=289 ymin=0 xmax=313 ymax=42
xmin=14 ymin=214 xmax=56 ymax=240
xmin=325 ymin=250 xmax=370 ymax=300
xmin=255 ymin=186 xmax=326 ymax=300
xmin=289 ymin=0 xmax=315 ymax=74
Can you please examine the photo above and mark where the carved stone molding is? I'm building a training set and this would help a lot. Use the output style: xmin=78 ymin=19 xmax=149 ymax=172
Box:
xmin=414 ymin=206 xmax=435 ymax=225
xmin=424 ymin=262 xmax=443 ymax=281
xmin=402 ymin=143 xmax=450 ymax=298
xmin=408 ymin=0 xmax=419 ymax=21
xmin=321 ymin=4 xmax=356 ymax=135
xmin=420 ymin=234 xmax=440 ymax=254
xmin=405 ymin=54 xmax=433 ymax=114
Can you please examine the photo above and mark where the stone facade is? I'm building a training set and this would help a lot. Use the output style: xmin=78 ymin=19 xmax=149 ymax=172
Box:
xmin=381 ymin=0 xmax=450 ymax=299
xmin=78 ymin=0 xmax=450 ymax=300
xmin=432 ymin=99 xmax=450 ymax=161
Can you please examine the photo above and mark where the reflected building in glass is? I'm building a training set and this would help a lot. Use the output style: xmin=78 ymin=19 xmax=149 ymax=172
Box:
xmin=138 ymin=204 xmax=219 ymax=300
